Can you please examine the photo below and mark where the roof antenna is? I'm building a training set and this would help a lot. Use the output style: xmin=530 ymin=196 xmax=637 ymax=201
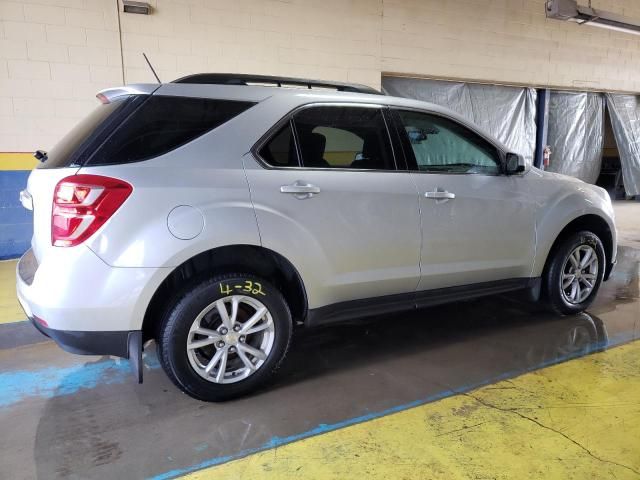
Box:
xmin=142 ymin=52 xmax=161 ymax=84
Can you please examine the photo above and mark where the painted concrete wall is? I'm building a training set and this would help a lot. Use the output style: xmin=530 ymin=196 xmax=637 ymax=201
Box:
xmin=2 ymin=0 xmax=640 ymax=257
xmin=382 ymin=0 xmax=640 ymax=93
xmin=0 ymin=154 xmax=35 ymax=259
xmin=2 ymin=0 xmax=640 ymax=153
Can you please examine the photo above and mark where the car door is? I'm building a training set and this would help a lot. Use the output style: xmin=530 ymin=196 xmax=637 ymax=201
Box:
xmin=390 ymin=108 xmax=537 ymax=291
xmin=244 ymin=104 xmax=421 ymax=309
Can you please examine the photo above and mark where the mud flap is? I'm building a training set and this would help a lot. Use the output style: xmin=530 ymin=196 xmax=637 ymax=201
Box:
xmin=128 ymin=331 xmax=143 ymax=384
xmin=523 ymin=277 xmax=542 ymax=302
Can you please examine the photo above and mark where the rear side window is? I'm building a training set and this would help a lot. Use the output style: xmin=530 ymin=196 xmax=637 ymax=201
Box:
xmin=259 ymin=121 xmax=299 ymax=167
xmin=292 ymin=106 xmax=395 ymax=170
xmin=37 ymin=99 xmax=132 ymax=169
xmin=86 ymin=96 xmax=254 ymax=166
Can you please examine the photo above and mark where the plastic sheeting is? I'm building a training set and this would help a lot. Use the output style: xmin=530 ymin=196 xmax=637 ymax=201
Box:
xmin=546 ymin=92 xmax=604 ymax=184
xmin=382 ymin=77 xmax=537 ymax=164
xmin=605 ymin=94 xmax=640 ymax=196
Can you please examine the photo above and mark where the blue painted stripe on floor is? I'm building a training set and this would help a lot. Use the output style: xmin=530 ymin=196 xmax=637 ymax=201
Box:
xmin=0 ymin=354 xmax=159 ymax=408
xmin=148 ymin=330 xmax=640 ymax=480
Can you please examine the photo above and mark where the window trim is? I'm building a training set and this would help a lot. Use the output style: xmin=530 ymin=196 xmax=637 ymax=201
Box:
xmin=251 ymin=102 xmax=402 ymax=173
xmin=383 ymin=107 xmax=411 ymax=171
xmin=256 ymin=118 xmax=301 ymax=168
xmin=389 ymin=107 xmax=507 ymax=176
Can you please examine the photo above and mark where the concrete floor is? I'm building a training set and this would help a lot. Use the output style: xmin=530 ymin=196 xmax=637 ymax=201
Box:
xmin=615 ymin=200 xmax=640 ymax=249
xmin=187 ymin=340 xmax=640 ymax=480
xmin=0 ymin=209 xmax=638 ymax=479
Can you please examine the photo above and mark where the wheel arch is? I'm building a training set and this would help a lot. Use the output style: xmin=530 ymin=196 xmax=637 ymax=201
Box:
xmin=540 ymin=214 xmax=614 ymax=280
xmin=142 ymin=244 xmax=308 ymax=340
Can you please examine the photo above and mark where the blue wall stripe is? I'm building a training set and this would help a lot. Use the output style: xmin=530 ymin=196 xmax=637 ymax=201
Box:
xmin=0 ymin=170 xmax=32 ymax=260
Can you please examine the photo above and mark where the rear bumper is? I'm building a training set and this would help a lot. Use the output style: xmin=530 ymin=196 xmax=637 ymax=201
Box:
xmin=16 ymin=246 xmax=167 ymax=332
xmin=29 ymin=316 xmax=136 ymax=357
xmin=29 ymin=317 xmax=144 ymax=382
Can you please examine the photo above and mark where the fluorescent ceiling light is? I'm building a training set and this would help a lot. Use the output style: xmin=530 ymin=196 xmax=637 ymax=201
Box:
xmin=546 ymin=0 xmax=640 ymax=36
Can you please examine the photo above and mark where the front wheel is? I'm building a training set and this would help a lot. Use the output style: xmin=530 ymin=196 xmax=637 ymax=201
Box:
xmin=158 ymin=274 xmax=292 ymax=401
xmin=543 ymin=231 xmax=605 ymax=315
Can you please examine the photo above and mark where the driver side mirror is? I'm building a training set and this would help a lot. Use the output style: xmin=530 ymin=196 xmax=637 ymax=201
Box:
xmin=505 ymin=152 xmax=526 ymax=175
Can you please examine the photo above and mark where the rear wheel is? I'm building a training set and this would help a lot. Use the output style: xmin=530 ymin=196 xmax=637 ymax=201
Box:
xmin=543 ymin=231 xmax=605 ymax=315
xmin=158 ymin=274 xmax=292 ymax=401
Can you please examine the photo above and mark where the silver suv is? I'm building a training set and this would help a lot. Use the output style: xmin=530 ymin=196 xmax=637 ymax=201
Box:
xmin=16 ymin=74 xmax=617 ymax=401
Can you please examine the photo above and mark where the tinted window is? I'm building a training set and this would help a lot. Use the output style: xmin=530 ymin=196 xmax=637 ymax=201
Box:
xmin=259 ymin=121 xmax=299 ymax=167
xmin=293 ymin=106 xmax=395 ymax=170
xmin=397 ymin=110 xmax=500 ymax=175
xmin=37 ymin=99 xmax=129 ymax=169
xmin=87 ymin=96 xmax=254 ymax=166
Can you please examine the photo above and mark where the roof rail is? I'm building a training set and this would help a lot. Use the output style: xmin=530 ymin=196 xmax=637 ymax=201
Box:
xmin=172 ymin=73 xmax=382 ymax=95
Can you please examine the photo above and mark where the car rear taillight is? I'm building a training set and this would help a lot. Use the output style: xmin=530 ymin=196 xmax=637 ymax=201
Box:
xmin=52 ymin=174 xmax=132 ymax=247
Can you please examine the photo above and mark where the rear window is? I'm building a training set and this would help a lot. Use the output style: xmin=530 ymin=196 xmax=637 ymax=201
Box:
xmin=86 ymin=96 xmax=255 ymax=166
xmin=37 ymin=99 xmax=131 ymax=169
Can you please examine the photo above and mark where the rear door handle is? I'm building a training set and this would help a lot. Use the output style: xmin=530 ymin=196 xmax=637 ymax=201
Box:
xmin=280 ymin=181 xmax=321 ymax=199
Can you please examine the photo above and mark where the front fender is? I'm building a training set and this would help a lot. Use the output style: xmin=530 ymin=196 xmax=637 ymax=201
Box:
xmin=531 ymin=175 xmax=616 ymax=277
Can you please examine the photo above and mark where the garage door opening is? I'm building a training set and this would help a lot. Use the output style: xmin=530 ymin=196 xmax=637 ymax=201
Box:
xmin=596 ymin=107 xmax=625 ymax=200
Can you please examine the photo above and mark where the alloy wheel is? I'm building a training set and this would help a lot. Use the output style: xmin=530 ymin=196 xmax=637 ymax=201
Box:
xmin=186 ymin=295 xmax=275 ymax=384
xmin=560 ymin=245 xmax=598 ymax=305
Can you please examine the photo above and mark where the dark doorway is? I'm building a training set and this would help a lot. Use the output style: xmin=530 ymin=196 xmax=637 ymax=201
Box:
xmin=596 ymin=106 xmax=626 ymax=200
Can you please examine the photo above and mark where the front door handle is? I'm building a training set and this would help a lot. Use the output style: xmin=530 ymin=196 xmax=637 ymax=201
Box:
xmin=425 ymin=189 xmax=455 ymax=204
xmin=280 ymin=181 xmax=321 ymax=199
xmin=425 ymin=190 xmax=455 ymax=200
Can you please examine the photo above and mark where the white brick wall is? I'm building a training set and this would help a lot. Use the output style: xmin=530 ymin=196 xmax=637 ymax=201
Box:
xmin=118 ymin=0 xmax=382 ymax=87
xmin=382 ymin=0 xmax=640 ymax=92
xmin=1 ymin=0 xmax=640 ymax=152
xmin=0 ymin=0 xmax=120 ymax=151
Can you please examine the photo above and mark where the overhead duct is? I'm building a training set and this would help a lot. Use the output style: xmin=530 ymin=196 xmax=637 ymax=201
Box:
xmin=546 ymin=0 xmax=640 ymax=36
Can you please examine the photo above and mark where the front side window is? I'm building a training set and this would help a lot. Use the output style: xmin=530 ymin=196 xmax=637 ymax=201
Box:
xmin=397 ymin=110 xmax=501 ymax=175
xmin=292 ymin=106 xmax=395 ymax=170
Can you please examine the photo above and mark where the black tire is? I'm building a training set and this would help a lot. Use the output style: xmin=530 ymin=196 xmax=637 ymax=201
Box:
xmin=158 ymin=273 xmax=292 ymax=401
xmin=543 ymin=231 xmax=605 ymax=315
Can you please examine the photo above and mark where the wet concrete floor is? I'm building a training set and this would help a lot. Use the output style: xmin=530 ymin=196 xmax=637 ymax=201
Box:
xmin=0 ymin=246 xmax=638 ymax=480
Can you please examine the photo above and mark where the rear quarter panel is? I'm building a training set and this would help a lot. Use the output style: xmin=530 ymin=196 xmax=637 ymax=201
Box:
xmin=80 ymin=108 xmax=267 ymax=268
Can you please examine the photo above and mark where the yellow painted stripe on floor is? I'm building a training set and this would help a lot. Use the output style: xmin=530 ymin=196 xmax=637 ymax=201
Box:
xmin=0 ymin=260 xmax=25 ymax=324
xmin=0 ymin=152 xmax=36 ymax=170
xmin=184 ymin=341 xmax=640 ymax=480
